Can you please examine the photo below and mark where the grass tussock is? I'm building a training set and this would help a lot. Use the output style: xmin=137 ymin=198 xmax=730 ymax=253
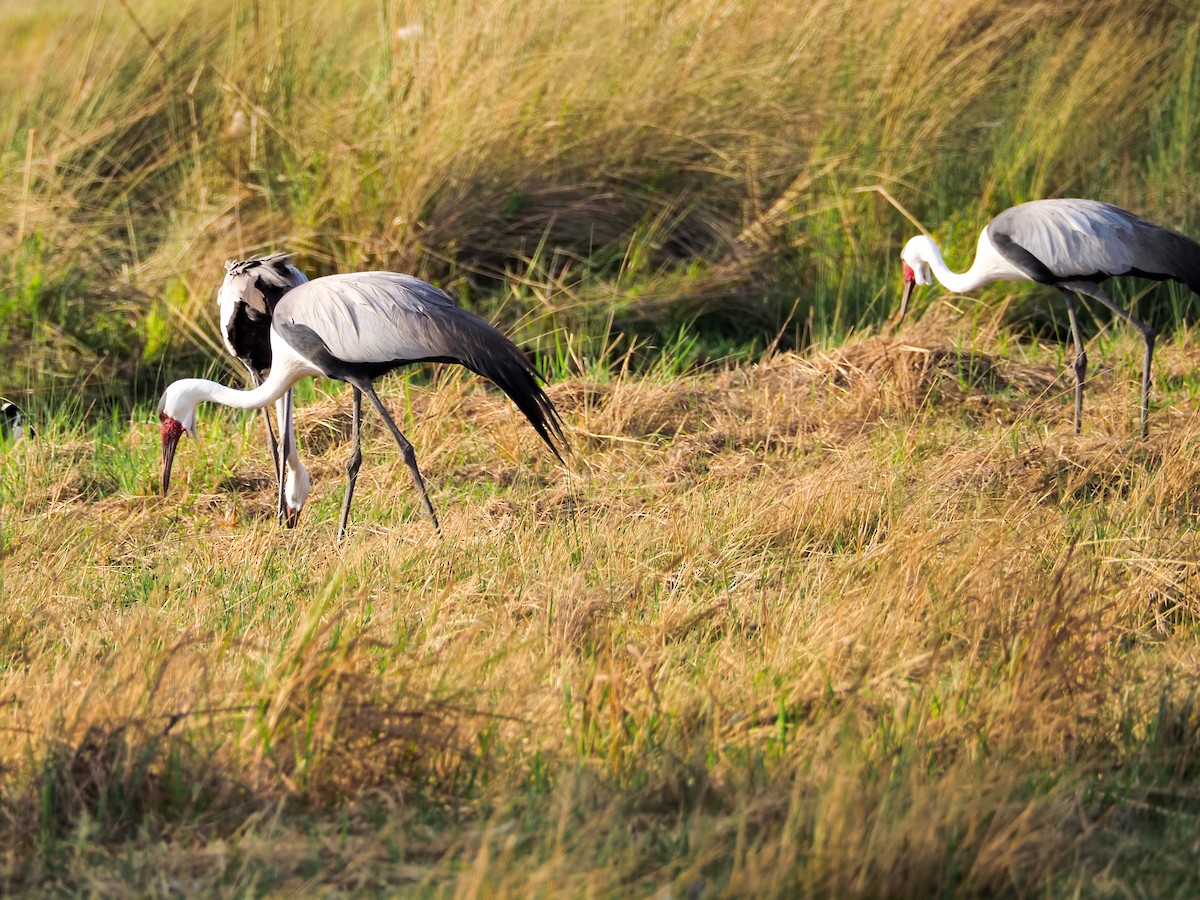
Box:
xmin=4 ymin=322 xmax=1200 ymax=893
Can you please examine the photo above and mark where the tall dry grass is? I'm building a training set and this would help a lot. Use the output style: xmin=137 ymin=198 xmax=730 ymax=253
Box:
xmin=0 ymin=0 xmax=1197 ymax=405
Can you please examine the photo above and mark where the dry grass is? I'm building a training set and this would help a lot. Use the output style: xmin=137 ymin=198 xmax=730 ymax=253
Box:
xmin=1 ymin=0 xmax=1200 ymax=892
xmin=4 ymin=316 xmax=1200 ymax=893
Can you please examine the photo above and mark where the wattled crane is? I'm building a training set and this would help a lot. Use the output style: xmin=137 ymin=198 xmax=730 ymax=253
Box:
xmin=898 ymin=199 xmax=1200 ymax=435
xmin=161 ymin=271 xmax=567 ymax=537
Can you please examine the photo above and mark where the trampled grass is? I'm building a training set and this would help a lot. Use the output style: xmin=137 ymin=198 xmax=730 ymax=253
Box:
xmin=4 ymin=308 xmax=1200 ymax=894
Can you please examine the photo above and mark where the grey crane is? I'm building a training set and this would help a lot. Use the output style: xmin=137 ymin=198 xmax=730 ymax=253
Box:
xmin=897 ymin=199 xmax=1200 ymax=436
xmin=218 ymin=252 xmax=311 ymax=525
xmin=160 ymin=271 xmax=568 ymax=538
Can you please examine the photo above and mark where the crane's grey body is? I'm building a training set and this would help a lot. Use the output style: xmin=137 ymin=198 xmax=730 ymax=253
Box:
xmin=274 ymin=271 xmax=566 ymax=460
xmin=899 ymin=199 xmax=1200 ymax=435
xmin=988 ymin=199 xmax=1200 ymax=291
xmin=279 ymin=272 xmax=498 ymax=367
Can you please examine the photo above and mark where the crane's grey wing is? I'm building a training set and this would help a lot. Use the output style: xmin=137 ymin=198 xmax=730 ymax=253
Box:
xmin=989 ymin=199 xmax=1200 ymax=291
xmin=277 ymin=272 xmax=568 ymax=459
xmin=276 ymin=273 xmax=468 ymax=364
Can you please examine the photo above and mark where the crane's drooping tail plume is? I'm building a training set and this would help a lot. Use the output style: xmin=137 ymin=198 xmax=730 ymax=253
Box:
xmin=1143 ymin=224 xmax=1200 ymax=295
xmin=431 ymin=311 xmax=569 ymax=464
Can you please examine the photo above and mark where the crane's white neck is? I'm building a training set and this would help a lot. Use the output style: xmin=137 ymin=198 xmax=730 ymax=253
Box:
xmin=278 ymin=390 xmax=311 ymax=513
xmin=159 ymin=342 xmax=320 ymax=433
xmin=166 ymin=371 xmax=294 ymax=424
xmin=903 ymin=229 xmax=1019 ymax=295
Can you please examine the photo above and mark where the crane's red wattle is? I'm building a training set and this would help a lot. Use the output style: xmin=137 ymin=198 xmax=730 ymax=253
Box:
xmin=160 ymin=415 xmax=185 ymax=444
xmin=903 ymin=262 xmax=916 ymax=283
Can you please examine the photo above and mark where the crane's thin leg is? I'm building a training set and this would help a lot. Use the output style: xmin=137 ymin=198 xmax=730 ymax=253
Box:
xmin=1058 ymin=288 xmax=1088 ymax=435
xmin=1067 ymin=281 xmax=1156 ymax=438
xmin=358 ymin=381 xmax=441 ymax=533
xmin=277 ymin=388 xmax=293 ymax=522
xmin=248 ymin=367 xmax=282 ymax=484
xmin=337 ymin=388 xmax=363 ymax=540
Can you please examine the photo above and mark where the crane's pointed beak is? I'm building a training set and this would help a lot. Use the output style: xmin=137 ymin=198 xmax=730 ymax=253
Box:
xmin=160 ymin=415 xmax=185 ymax=495
xmin=284 ymin=506 xmax=300 ymax=529
xmin=897 ymin=279 xmax=916 ymax=328
xmin=161 ymin=437 xmax=177 ymax=495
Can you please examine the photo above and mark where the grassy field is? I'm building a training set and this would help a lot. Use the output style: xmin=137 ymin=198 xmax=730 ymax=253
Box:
xmin=5 ymin=314 xmax=1200 ymax=894
xmin=2 ymin=0 xmax=1200 ymax=895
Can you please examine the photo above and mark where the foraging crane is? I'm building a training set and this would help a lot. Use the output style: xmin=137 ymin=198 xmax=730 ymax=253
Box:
xmin=897 ymin=199 xmax=1200 ymax=436
xmin=218 ymin=252 xmax=311 ymax=524
xmin=160 ymin=271 xmax=568 ymax=538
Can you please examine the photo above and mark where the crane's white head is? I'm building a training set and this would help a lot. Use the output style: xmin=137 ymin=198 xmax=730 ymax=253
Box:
xmin=283 ymin=460 xmax=311 ymax=529
xmin=160 ymin=377 xmax=311 ymax=528
xmin=898 ymin=234 xmax=937 ymax=325
xmin=159 ymin=379 xmax=205 ymax=495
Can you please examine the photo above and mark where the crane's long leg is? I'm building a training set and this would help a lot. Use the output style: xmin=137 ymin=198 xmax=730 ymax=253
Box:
xmin=357 ymin=380 xmax=441 ymax=533
xmin=248 ymin=367 xmax=282 ymax=480
xmin=1065 ymin=281 xmax=1156 ymax=438
xmin=337 ymin=388 xmax=363 ymax=540
xmin=1058 ymin=288 xmax=1088 ymax=435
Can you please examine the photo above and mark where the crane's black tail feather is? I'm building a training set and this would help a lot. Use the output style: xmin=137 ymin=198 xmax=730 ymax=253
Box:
xmin=479 ymin=358 xmax=569 ymax=465
xmin=449 ymin=316 xmax=569 ymax=463
xmin=1163 ymin=228 xmax=1200 ymax=295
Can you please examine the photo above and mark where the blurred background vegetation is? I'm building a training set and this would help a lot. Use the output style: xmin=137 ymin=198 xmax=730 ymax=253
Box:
xmin=0 ymin=0 xmax=1197 ymax=414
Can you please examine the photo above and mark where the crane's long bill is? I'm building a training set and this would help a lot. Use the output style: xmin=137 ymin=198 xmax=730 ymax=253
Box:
xmin=160 ymin=415 xmax=184 ymax=495
xmin=898 ymin=279 xmax=916 ymax=326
